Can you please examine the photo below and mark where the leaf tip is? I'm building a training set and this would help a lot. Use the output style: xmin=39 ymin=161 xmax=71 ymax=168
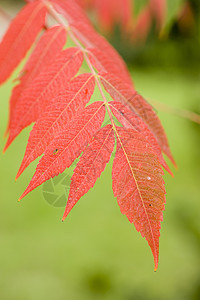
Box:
xmin=18 ymin=196 xmax=22 ymax=202
xmin=169 ymin=158 xmax=177 ymax=172
xmin=18 ymin=191 xmax=26 ymax=202
xmin=15 ymin=172 xmax=21 ymax=181
xmin=165 ymin=166 xmax=174 ymax=177
xmin=165 ymin=165 xmax=174 ymax=177
xmin=2 ymin=142 xmax=9 ymax=153
xmin=3 ymin=142 xmax=9 ymax=153
xmin=154 ymin=267 xmax=158 ymax=272
xmin=173 ymin=161 xmax=178 ymax=170
xmin=62 ymin=210 xmax=69 ymax=222
xmin=168 ymin=152 xmax=177 ymax=169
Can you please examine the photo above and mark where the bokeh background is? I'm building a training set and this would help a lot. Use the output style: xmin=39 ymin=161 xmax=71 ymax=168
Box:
xmin=0 ymin=0 xmax=200 ymax=299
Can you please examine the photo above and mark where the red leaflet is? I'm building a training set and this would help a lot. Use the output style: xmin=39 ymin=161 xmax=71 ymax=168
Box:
xmin=88 ymin=47 xmax=134 ymax=88
xmin=132 ymin=5 xmax=152 ymax=42
xmin=6 ymin=25 xmax=67 ymax=136
xmin=4 ymin=47 xmax=83 ymax=151
xmin=63 ymin=125 xmax=115 ymax=220
xmin=71 ymin=22 xmax=133 ymax=86
xmin=150 ymin=0 xmax=166 ymax=28
xmin=118 ymin=0 xmax=132 ymax=30
xmin=94 ymin=0 xmax=114 ymax=31
xmin=109 ymin=101 xmax=172 ymax=175
xmin=76 ymin=0 xmax=132 ymax=32
xmin=112 ymin=126 xmax=166 ymax=271
xmin=16 ymin=74 xmax=95 ymax=179
xmin=19 ymin=102 xmax=106 ymax=200
xmin=22 ymin=25 xmax=66 ymax=79
xmin=100 ymin=72 xmax=175 ymax=165
xmin=0 ymin=0 xmax=47 ymax=85
xmin=95 ymin=0 xmax=132 ymax=31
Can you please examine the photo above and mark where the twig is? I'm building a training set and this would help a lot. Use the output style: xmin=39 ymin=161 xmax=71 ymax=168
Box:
xmin=150 ymin=99 xmax=200 ymax=125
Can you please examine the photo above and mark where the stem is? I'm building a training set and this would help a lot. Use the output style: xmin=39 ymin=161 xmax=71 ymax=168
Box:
xmin=150 ymin=99 xmax=200 ymax=125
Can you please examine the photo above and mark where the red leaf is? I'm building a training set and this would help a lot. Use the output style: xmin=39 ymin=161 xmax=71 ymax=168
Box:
xmin=22 ymin=25 xmax=67 ymax=79
xmin=100 ymin=72 xmax=175 ymax=165
xmin=6 ymin=25 xmax=67 ymax=136
xmin=16 ymin=73 xmax=95 ymax=179
xmin=0 ymin=0 xmax=47 ymax=85
xmin=109 ymin=101 xmax=173 ymax=175
xmin=71 ymin=22 xmax=133 ymax=86
xmin=88 ymin=47 xmax=134 ymax=88
xmin=62 ymin=124 xmax=115 ymax=220
xmin=132 ymin=5 xmax=152 ymax=42
xmin=75 ymin=0 xmax=132 ymax=32
xmin=4 ymin=47 xmax=83 ymax=151
xmin=95 ymin=0 xmax=132 ymax=31
xmin=150 ymin=0 xmax=166 ymax=28
xmin=19 ymin=102 xmax=106 ymax=200
xmin=113 ymin=126 xmax=166 ymax=271
xmin=94 ymin=0 xmax=115 ymax=32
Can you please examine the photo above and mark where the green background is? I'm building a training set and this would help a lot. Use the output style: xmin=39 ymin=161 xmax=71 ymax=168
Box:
xmin=1 ymin=69 xmax=200 ymax=300
xmin=0 ymin=0 xmax=200 ymax=299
